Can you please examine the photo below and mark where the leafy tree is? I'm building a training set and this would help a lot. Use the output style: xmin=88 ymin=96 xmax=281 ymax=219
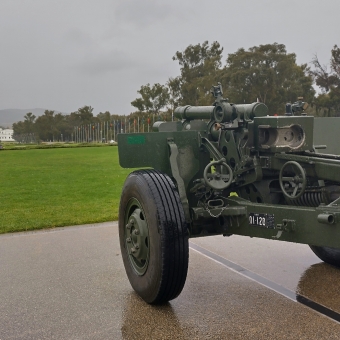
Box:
xmin=310 ymin=56 xmax=334 ymax=93
xmin=77 ymin=106 xmax=94 ymax=125
xmin=312 ymin=93 xmax=335 ymax=117
xmin=12 ymin=112 xmax=36 ymax=142
xmin=54 ymin=113 xmax=75 ymax=141
xmin=310 ymin=45 xmax=340 ymax=116
xmin=172 ymin=41 xmax=223 ymax=106
xmin=23 ymin=112 xmax=36 ymax=134
xmin=35 ymin=110 xmax=57 ymax=141
xmin=97 ymin=111 xmax=111 ymax=122
xmin=167 ymin=77 xmax=182 ymax=112
xmin=12 ymin=121 xmax=26 ymax=141
xmin=131 ymin=83 xmax=170 ymax=114
xmin=67 ymin=111 xmax=82 ymax=128
xmin=221 ymin=43 xmax=315 ymax=114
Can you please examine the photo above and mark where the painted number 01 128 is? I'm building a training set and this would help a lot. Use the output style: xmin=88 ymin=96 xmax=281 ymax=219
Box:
xmin=249 ymin=213 xmax=267 ymax=227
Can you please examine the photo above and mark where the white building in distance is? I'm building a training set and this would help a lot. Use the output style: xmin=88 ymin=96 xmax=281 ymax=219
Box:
xmin=0 ymin=128 xmax=15 ymax=142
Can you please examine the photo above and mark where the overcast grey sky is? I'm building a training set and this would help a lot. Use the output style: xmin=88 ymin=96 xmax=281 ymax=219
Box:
xmin=1 ymin=0 xmax=339 ymax=115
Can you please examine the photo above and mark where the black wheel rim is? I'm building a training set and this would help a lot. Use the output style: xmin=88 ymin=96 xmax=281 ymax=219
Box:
xmin=124 ymin=198 xmax=150 ymax=276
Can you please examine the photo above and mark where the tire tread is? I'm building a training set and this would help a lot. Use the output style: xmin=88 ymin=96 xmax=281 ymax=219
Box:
xmin=120 ymin=169 xmax=188 ymax=304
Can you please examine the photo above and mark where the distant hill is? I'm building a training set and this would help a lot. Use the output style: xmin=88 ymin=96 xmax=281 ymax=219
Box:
xmin=0 ymin=108 xmax=64 ymax=127
xmin=0 ymin=108 xmax=46 ymax=127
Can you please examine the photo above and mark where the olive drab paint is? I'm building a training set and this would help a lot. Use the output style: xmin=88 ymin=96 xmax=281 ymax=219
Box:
xmin=118 ymin=83 xmax=340 ymax=303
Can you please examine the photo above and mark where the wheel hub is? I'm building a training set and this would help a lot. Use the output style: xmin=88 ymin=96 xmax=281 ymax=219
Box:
xmin=125 ymin=206 xmax=149 ymax=275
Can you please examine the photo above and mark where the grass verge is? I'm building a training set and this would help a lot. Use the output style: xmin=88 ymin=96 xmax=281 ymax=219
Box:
xmin=0 ymin=142 xmax=115 ymax=150
xmin=0 ymin=146 xmax=132 ymax=234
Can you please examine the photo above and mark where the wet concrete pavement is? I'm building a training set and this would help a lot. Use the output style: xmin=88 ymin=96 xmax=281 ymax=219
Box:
xmin=1 ymin=222 xmax=340 ymax=339
xmin=191 ymin=235 xmax=340 ymax=315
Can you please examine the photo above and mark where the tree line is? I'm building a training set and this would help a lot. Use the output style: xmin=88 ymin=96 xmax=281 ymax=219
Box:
xmin=13 ymin=42 xmax=340 ymax=142
xmin=13 ymin=106 xmax=169 ymax=143
xmin=133 ymin=42 xmax=340 ymax=117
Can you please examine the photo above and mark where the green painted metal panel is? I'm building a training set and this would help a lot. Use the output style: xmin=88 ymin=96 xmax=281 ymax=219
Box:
xmin=118 ymin=131 xmax=202 ymax=177
xmin=314 ymin=117 xmax=340 ymax=154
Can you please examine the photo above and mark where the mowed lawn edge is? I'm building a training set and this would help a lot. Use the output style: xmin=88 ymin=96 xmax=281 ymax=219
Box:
xmin=0 ymin=146 xmax=134 ymax=234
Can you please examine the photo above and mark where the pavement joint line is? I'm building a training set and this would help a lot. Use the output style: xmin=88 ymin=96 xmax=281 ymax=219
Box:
xmin=189 ymin=242 xmax=297 ymax=301
xmin=189 ymin=242 xmax=340 ymax=324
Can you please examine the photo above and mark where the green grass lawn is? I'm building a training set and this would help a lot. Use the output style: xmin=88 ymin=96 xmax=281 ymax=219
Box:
xmin=0 ymin=146 xmax=133 ymax=234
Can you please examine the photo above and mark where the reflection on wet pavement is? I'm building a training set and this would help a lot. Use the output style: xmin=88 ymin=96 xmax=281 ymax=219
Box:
xmin=191 ymin=235 xmax=340 ymax=324
xmin=191 ymin=235 xmax=321 ymax=292
xmin=297 ymin=262 xmax=340 ymax=314
xmin=121 ymin=249 xmax=340 ymax=339
xmin=121 ymin=293 xmax=186 ymax=340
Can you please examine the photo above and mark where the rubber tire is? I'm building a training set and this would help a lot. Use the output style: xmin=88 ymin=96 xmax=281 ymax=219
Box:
xmin=119 ymin=169 xmax=189 ymax=304
xmin=309 ymin=245 xmax=340 ymax=268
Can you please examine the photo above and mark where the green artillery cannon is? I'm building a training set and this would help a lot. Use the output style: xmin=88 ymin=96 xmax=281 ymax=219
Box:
xmin=118 ymin=83 xmax=340 ymax=304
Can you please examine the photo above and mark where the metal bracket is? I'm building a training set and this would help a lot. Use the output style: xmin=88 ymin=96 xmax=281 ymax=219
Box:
xmin=167 ymin=139 xmax=191 ymax=223
xmin=272 ymin=231 xmax=283 ymax=239
xmin=200 ymin=135 xmax=224 ymax=161
xmin=272 ymin=219 xmax=295 ymax=239
xmin=191 ymin=206 xmax=246 ymax=220
xmin=277 ymin=219 xmax=296 ymax=232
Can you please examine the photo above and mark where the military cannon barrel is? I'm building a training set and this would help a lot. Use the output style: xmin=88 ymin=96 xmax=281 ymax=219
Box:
xmin=174 ymin=105 xmax=214 ymax=121
xmin=233 ymin=102 xmax=268 ymax=120
xmin=175 ymin=102 xmax=268 ymax=123
xmin=214 ymin=102 xmax=268 ymax=123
